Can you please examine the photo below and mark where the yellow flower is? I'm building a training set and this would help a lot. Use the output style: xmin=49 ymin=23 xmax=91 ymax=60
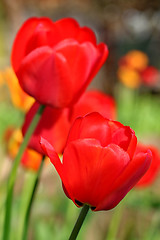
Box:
xmin=117 ymin=66 xmax=141 ymax=89
xmin=3 ymin=67 xmax=34 ymax=111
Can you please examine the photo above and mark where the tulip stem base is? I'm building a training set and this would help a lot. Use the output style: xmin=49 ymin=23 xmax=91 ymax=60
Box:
xmin=22 ymin=155 xmax=45 ymax=240
xmin=68 ymin=205 xmax=89 ymax=240
xmin=3 ymin=104 xmax=45 ymax=240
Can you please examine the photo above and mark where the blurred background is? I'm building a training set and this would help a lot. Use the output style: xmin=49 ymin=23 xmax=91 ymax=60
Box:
xmin=0 ymin=0 xmax=160 ymax=239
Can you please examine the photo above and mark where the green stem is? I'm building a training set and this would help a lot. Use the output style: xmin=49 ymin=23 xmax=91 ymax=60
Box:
xmin=22 ymin=155 xmax=45 ymax=240
xmin=105 ymin=203 xmax=124 ymax=240
xmin=68 ymin=205 xmax=89 ymax=240
xmin=17 ymin=171 xmax=37 ymax=240
xmin=3 ymin=104 xmax=45 ymax=240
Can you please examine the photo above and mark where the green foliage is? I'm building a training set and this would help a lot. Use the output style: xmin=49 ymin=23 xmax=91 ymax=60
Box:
xmin=0 ymin=102 xmax=24 ymax=140
xmin=117 ymin=86 xmax=160 ymax=137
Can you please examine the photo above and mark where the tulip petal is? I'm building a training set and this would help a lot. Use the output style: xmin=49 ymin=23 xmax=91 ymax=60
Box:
xmin=54 ymin=40 xmax=108 ymax=106
xmin=76 ymin=26 xmax=97 ymax=45
xmin=108 ymin=120 xmax=137 ymax=158
xmin=61 ymin=139 xmax=130 ymax=207
xmin=17 ymin=46 xmax=72 ymax=107
xmin=11 ymin=17 xmax=55 ymax=71
xmin=54 ymin=18 xmax=79 ymax=39
xmin=126 ymin=130 xmax=137 ymax=159
xmin=112 ymin=126 xmax=137 ymax=158
xmin=69 ymin=90 xmax=116 ymax=123
xmin=40 ymin=137 xmax=63 ymax=176
xmin=55 ymin=18 xmax=97 ymax=45
xmin=136 ymin=143 xmax=160 ymax=187
xmin=96 ymin=150 xmax=152 ymax=210
xmin=66 ymin=112 xmax=112 ymax=147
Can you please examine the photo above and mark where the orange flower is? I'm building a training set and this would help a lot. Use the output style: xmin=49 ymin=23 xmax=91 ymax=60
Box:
xmin=21 ymin=148 xmax=43 ymax=171
xmin=3 ymin=67 xmax=34 ymax=111
xmin=117 ymin=50 xmax=158 ymax=89
xmin=120 ymin=50 xmax=148 ymax=71
xmin=117 ymin=66 xmax=141 ymax=89
xmin=6 ymin=128 xmax=44 ymax=171
xmin=0 ymin=71 xmax=4 ymax=86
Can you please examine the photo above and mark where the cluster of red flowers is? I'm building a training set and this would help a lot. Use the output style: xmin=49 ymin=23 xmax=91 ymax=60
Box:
xmin=9 ymin=17 xmax=160 ymax=211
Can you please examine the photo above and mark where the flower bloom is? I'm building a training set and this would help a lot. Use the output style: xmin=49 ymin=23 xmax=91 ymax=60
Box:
xmin=140 ymin=66 xmax=159 ymax=87
xmin=117 ymin=66 xmax=141 ymax=89
xmin=4 ymin=67 xmax=34 ymax=111
xmin=136 ymin=143 xmax=160 ymax=187
xmin=41 ymin=112 xmax=152 ymax=211
xmin=119 ymin=50 xmax=148 ymax=72
xmin=22 ymin=90 xmax=116 ymax=154
xmin=117 ymin=50 xmax=159 ymax=89
xmin=5 ymin=128 xmax=43 ymax=171
xmin=11 ymin=17 xmax=108 ymax=108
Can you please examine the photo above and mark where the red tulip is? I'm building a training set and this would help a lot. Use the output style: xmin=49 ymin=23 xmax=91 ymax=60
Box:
xmin=11 ymin=17 xmax=108 ymax=108
xmin=141 ymin=66 xmax=159 ymax=86
xmin=22 ymin=90 xmax=116 ymax=154
xmin=69 ymin=90 xmax=116 ymax=122
xmin=136 ymin=143 xmax=160 ymax=187
xmin=22 ymin=102 xmax=70 ymax=154
xmin=41 ymin=112 xmax=152 ymax=211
